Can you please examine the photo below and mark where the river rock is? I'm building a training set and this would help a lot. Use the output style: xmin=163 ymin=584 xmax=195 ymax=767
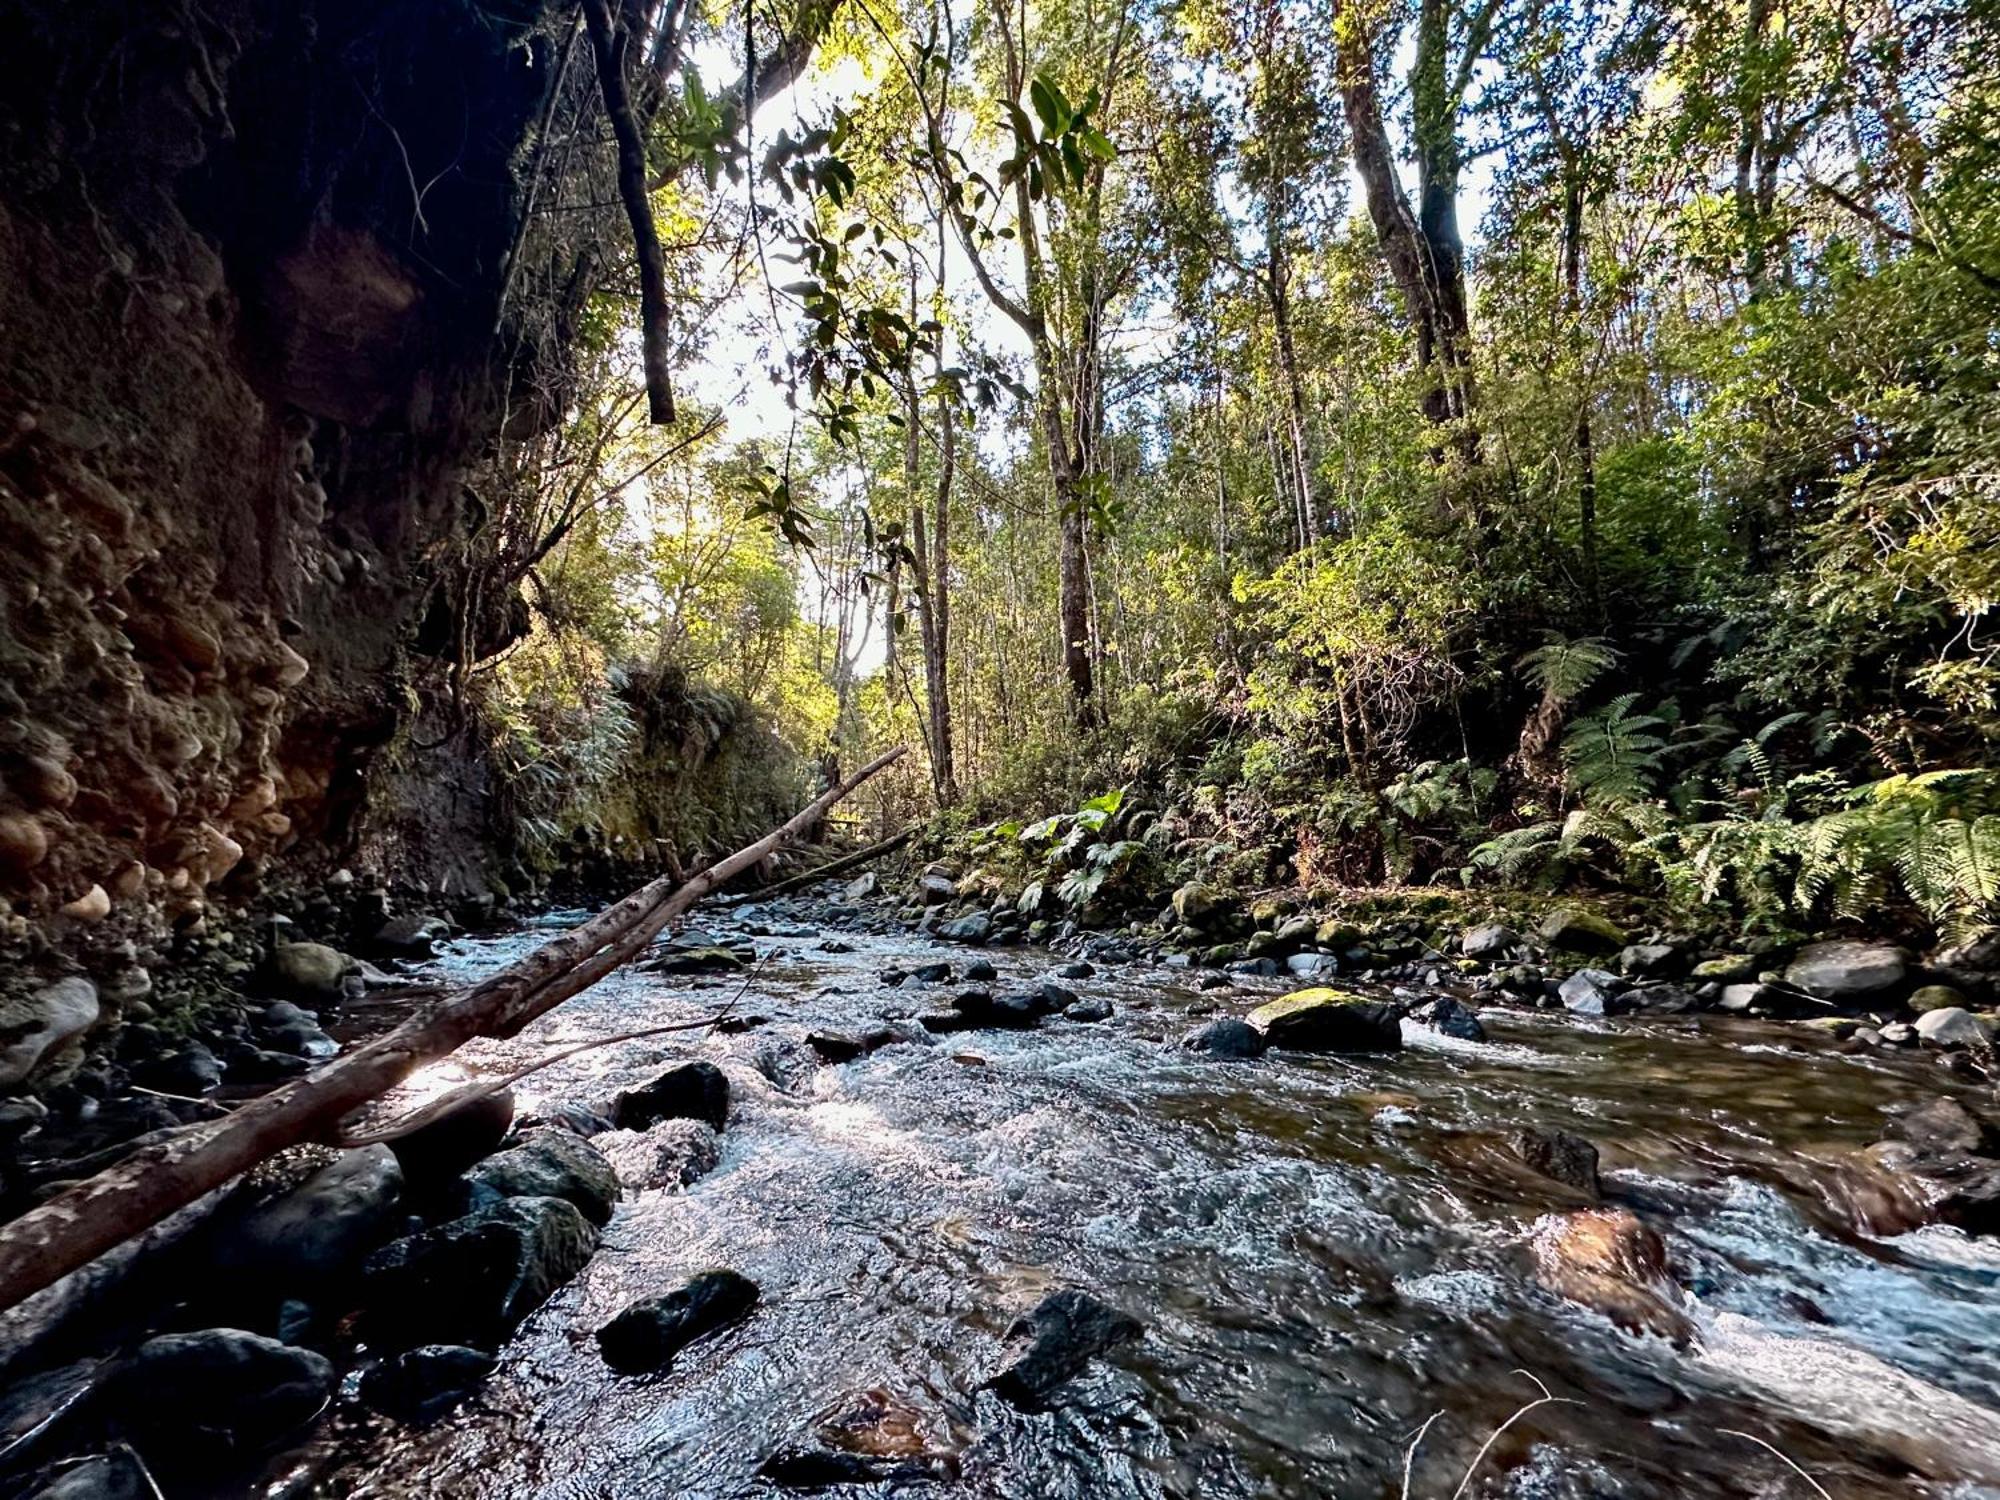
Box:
xmin=389 ymin=1087 xmax=516 ymax=1185
xmin=370 ymin=914 xmax=449 ymax=960
xmin=134 ymin=1040 xmax=223 ymax=1094
xmin=358 ymin=1344 xmax=495 ymax=1425
xmin=264 ymin=942 xmax=349 ymax=1005
xmin=1057 ymin=961 xmax=1095 ymax=979
xmin=1410 ymin=995 xmax=1486 ymax=1042
xmin=1785 ymin=940 xmax=1907 ymax=1001
xmin=1883 ymin=1097 xmax=2000 ymax=1158
xmin=647 ymin=945 xmax=743 ymax=975
xmin=1246 ymin=989 xmax=1401 ymax=1052
xmin=1171 ymin=883 xmax=1225 ymax=929
xmin=911 ymin=962 xmax=953 ymax=983
xmin=1914 ymin=1007 xmax=1991 ymax=1049
xmin=939 ymin=913 xmax=993 ymax=945
xmin=1537 ymin=908 xmax=1627 ymax=954
xmin=1284 ymin=951 xmax=1340 ymax=978
xmin=100 ymin=1329 xmax=335 ymax=1456
xmin=1512 ymin=1128 xmax=1601 ymax=1196
xmin=1624 ymin=983 xmax=1699 ymax=1016
xmin=1064 ymin=996 xmax=1113 ymax=1023
xmin=597 ymin=1269 xmax=760 ymax=1374
xmin=843 ymin=872 xmax=879 ymax=901
xmin=983 ymin=1289 xmax=1142 ymax=1411
xmin=613 ymin=1061 xmax=729 ymax=1133
xmin=593 ymin=1119 xmax=720 ymax=1190
xmin=464 ymin=1130 xmax=620 ymax=1225
xmin=208 ymin=1144 xmax=404 ymax=1291
xmin=990 ymin=992 xmax=1041 ymax=1028
xmin=1460 ymin=923 xmax=1520 ymax=960
xmin=1910 ymin=984 xmax=1970 ymax=1014
xmin=917 ymin=870 xmax=957 ymax=904
xmin=1531 ymin=1210 xmax=1690 ymax=1345
xmin=1180 ymin=1018 xmax=1266 ymax=1057
xmin=964 ymin=959 xmax=998 ymax=981
xmin=1619 ymin=943 xmax=1680 ymax=978
xmin=807 ymin=1030 xmax=867 ymax=1063
xmin=0 ymin=978 xmax=99 ymax=1089
xmin=1558 ymin=968 xmax=1625 ymax=1017
xmin=359 ymin=1196 xmax=598 ymax=1350
xmin=1691 ymin=954 xmax=1758 ymax=983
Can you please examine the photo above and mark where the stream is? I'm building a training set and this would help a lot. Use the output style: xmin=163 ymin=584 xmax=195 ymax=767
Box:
xmin=302 ymin=900 xmax=2000 ymax=1499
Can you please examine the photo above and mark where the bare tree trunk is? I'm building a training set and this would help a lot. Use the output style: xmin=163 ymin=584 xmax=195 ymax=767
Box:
xmin=0 ymin=749 xmax=907 ymax=1315
xmin=585 ymin=0 xmax=676 ymax=425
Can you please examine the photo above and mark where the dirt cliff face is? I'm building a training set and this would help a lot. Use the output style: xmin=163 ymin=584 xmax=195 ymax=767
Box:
xmin=0 ymin=0 xmax=570 ymax=948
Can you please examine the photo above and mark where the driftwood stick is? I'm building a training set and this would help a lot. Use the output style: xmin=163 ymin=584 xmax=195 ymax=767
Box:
xmin=0 ymin=747 xmax=905 ymax=1315
xmin=721 ymin=827 xmax=915 ymax=905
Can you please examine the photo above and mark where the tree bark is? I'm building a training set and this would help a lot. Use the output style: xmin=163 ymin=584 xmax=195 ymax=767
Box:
xmin=1332 ymin=0 xmax=1480 ymax=457
xmin=0 ymin=748 xmax=906 ymax=1315
xmin=585 ymin=0 xmax=676 ymax=424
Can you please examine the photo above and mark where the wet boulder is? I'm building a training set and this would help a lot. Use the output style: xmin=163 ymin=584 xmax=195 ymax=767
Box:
xmin=613 ymin=1061 xmax=729 ymax=1133
xmin=1531 ymin=1209 xmax=1690 ymax=1345
xmin=1064 ymin=996 xmax=1113 ymax=1023
xmin=1246 ymin=989 xmax=1401 ymax=1053
xmin=938 ymin=912 xmax=993 ymax=945
xmin=989 ymin=992 xmax=1042 ymax=1029
xmin=1512 ymin=1128 xmax=1601 ymax=1197
xmin=918 ymin=1010 xmax=976 ymax=1035
xmin=1057 ymin=961 xmax=1095 ymax=979
xmin=807 ymin=1030 xmax=868 ymax=1064
xmin=1557 ymin=968 xmax=1625 ymax=1017
xmin=983 ymin=1289 xmax=1142 ymax=1411
xmin=597 ymin=1269 xmax=759 ymax=1374
xmin=1618 ymin=943 xmax=1681 ymax=978
xmin=264 ymin=942 xmax=350 ymax=1006
xmin=1181 ymin=1018 xmax=1266 ymax=1058
xmin=1624 ymin=983 xmax=1700 ymax=1016
xmin=1691 ymin=954 xmax=1759 ymax=984
xmin=99 ymin=1329 xmax=335 ymax=1457
xmin=1910 ymin=984 xmax=1970 ymax=1014
xmin=389 ymin=1087 xmax=516 ymax=1186
xmin=1409 ymin=995 xmax=1486 ymax=1042
xmin=1915 ymin=1007 xmax=1991 ymax=1049
xmin=1284 ymin=952 xmax=1340 ymax=978
xmin=1537 ymin=907 xmax=1627 ymax=955
xmin=1883 ymin=1096 xmax=2000 ymax=1157
xmin=646 ymin=945 xmax=744 ymax=976
xmin=0 ymin=978 xmax=99 ymax=1089
xmin=1032 ymin=979 xmax=1079 ymax=1013
xmin=1784 ymin=940 xmax=1907 ymax=1001
xmin=1460 ymin=923 xmax=1521 ymax=960
xmin=358 ymin=1344 xmax=495 ymax=1425
xmin=593 ymin=1119 xmax=721 ymax=1191
xmin=134 ymin=1040 xmax=223 ymax=1095
xmin=359 ymin=1196 xmax=598 ymax=1350
xmin=1171 ymin=883 xmax=1226 ymax=929
xmin=463 ymin=1130 xmax=620 ymax=1225
xmin=964 ymin=959 xmax=998 ymax=982
xmin=369 ymin=914 xmax=449 ymax=960
xmin=207 ymin=1144 xmax=404 ymax=1292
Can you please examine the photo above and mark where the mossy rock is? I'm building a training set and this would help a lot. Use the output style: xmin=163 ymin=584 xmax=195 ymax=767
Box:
xmin=1536 ymin=907 xmax=1627 ymax=954
xmin=1245 ymin=988 xmax=1402 ymax=1053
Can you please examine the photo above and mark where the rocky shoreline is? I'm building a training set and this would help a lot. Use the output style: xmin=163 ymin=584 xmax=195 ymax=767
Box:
xmin=0 ymin=858 xmax=1997 ymax=1493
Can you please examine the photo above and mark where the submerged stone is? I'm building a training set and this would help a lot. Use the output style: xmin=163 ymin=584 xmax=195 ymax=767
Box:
xmin=597 ymin=1269 xmax=760 ymax=1374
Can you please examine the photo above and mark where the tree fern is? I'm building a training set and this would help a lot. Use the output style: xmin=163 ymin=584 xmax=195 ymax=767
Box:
xmin=1564 ymin=694 xmax=1669 ymax=806
xmin=1520 ymin=634 xmax=1619 ymax=705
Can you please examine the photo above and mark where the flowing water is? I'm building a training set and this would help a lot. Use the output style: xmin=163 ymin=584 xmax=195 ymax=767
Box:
xmin=303 ymin=902 xmax=2000 ymax=1499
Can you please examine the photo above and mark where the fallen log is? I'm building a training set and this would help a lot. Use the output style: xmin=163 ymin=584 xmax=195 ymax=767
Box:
xmin=0 ymin=747 xmax=906 ymax=1315
xmin=720 ymin=827 xmax=915 ymax=905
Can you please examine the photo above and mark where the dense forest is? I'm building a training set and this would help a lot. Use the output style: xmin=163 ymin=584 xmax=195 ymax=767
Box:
xmin=484 ymin=0 xmax=2000 ymax=946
